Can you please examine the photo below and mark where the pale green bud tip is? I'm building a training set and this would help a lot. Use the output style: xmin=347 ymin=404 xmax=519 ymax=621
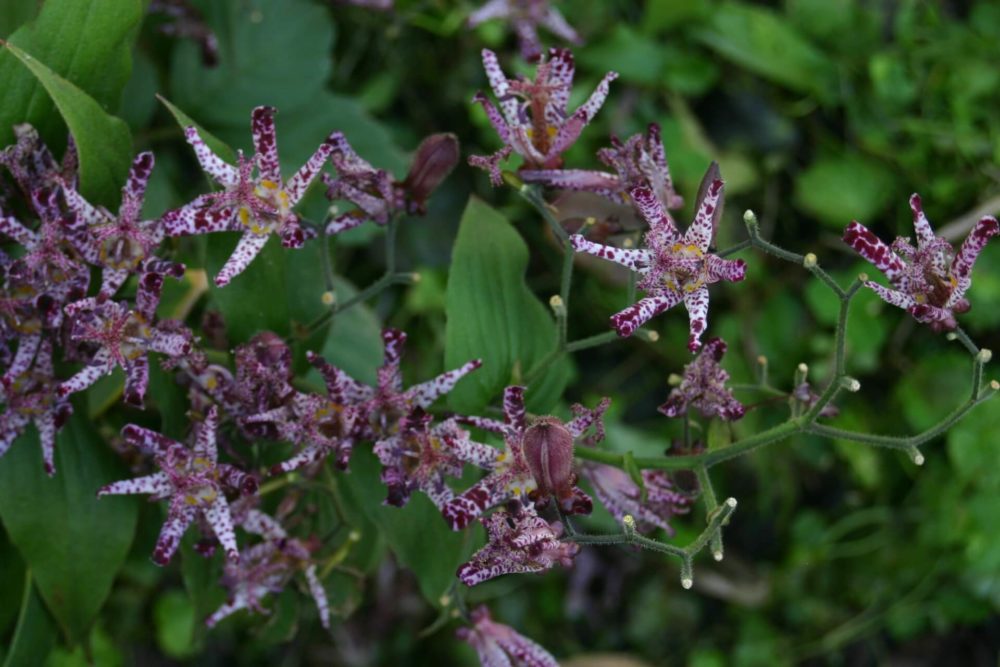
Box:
xmin=712 ymin=549 xmax=724 ymax=562
xmin=725 ymin=497 xmax=738 ymax=509
xmin=549 ymin=295 xmax=565 ymax=313
xmin=858 ymin=272 xmax=869 ymax=282
xmin=977 ymin=348 xmax=992 ymax=364
xmin=991 ymin=380 xmax=1000 ymax=391
xmin=908 ymin=448 xmax=925 ymax=466
xmin=408 ymin=272 xmax=422 ymax=283
xmin=622 ymin=514 xmax=636 ymax=529
xmin=803 ymin=253 xmax=818 ymax=268
xmin=348 ymin=530 xmax=361 ymax=542
xmin=757 ymin=355 xmax=768 ymax=366
xmin=668 ymin=373 xmax=683 ymax=386
xmin=321 ymin=291 xmax=336 ymax=306
xmin=639 ymin=329 xmax=659 ymax=343
xmin=681 ymin=577 xmax=694 ymax=590
xmin=743 ymin=210 xmax=758 ymax=226
xmin=797 ymin=363 xmax=808 ymax=374
xmin=841 ymin=376 xmax=861 ymax=392
xmin=439 ymin=594 xmax=451 ymax=607
xmin=946 ymin=332 xmax=958 ymax=341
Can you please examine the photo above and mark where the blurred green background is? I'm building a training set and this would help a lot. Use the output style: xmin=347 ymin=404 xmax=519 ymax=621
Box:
xmin=2 ymin=0 xmax=999 ymax=665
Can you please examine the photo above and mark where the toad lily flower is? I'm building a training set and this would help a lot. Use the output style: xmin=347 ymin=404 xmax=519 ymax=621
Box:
xmin=843 ymin=194 xmax=999 ymax=331
xmin=570 ymin=179 xmax=747 ymax=350
xmin=60 ymin=152 xmax=179 ymax=298
xmin=164 ymin=106 xmax=337 ymax=286
xmin=457 ymin=605 xmax=558 ymax=667
xmin=0 ymin=123 xmax=77 ymax=195
xmin=0 ymin=340 xmax=72 ymax=475
xmin=441 ymin=386 xmax=607 ymax=530
xmin=658 ymin=337 xmax=745 ymax=421
xmin=583 ymin=465 xmax=692 ymax=535
xmin=469 ymin=48 xmax=617 ymax=185
xmin=468 ymin=0 xmax=582 ymax=62
xmin=457 ymin=503 xmax=579 ymax=586
xmin=521 ymin=123 xmax=685 ymax=211
xmin=98 ymin=407 xmax=258 ymax=566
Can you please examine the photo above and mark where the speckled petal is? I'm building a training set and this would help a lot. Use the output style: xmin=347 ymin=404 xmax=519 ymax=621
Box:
xmin=480 ymin=49 xmax=518 ymax=121
xmin=684 ymin=178 xmax=724 ymax=252
xmin=162 ymin=195 xmax=234 ymax=236
xmin=123 ymin=355 xmax=149 ymax=407
xmin=185 ymin=126 xmax=239 ymax=187
xmin=575 ymin=69 xmax=618 ymax=124
xmin=456 ymin=415 xmax=507 ymax=435
xmin=2 ymin=333 xmax=41 ymax=386
xmin=98 ymin=471 xmax=172 ymax=497
xmin=251 ymin=107 xmax=281 ymax=183
xmin=98 ymin=268 xmax=130 ymax=299
xmin=950 ymin=216 xmax=999 ymax=298
xmin=569 ymin=234 xmax=652 ymax=272
xmin=58 ymin=353 xmax=112 ymax=397
xmin=513 ymin=20 xmax=543 ymax=62
xmin=194 ymin=407 xmax=220 ymax=462
xmin=214 ymin=231 xmax=270 ymax=287
xmin=304 ymin=564 xmax=330 ymax=629
xmin=442 ymin=478 xmax=508 ymax=530
xmin=541 ymin=7 xmax=582 ymax=44
xmin=149 ymin=328 xmax=192 ymax=357
xmin=204 ymin=496 xmax=240 ymax=562
xmin=36 ymin=408 xmax=57 ymax=476
xmin=843 ymin=221 xmax=906 ymax=285
xmin=472 ymin=92 xmax=514 ymax=146
xmin=503 ymin=385 xmax=526 ymax=432
xmin=468 ymin=0 xmax=509 ymax=26
xmin=0 ymin=212 xmax=39 ymax=246
xmin=152 ymin=499 xmax=198 ymax=565
xmin=519 ymin=168 xmax=621 ymax=198
xmin=285 ymin=133 xmax=338 ymax=204
xmin=862 ymin=280 xmax=919 ymax=311
xmin=240 ymin=509 xmax=287 ymax=540
xmin=61 ymin=184 xmax=107 ymax=226
xmin=0 ymin=412 xmax=30 ymax=459
xmin=610 ymin=292 xmax=682 ymax=337
xmin=908 ymin=193 xmax=937 ymax=248
xmin=705 ymin=254 xmax=747 ymax=283
xmin=682 ymin=284 xmax=710 ymax=351
xmin=120 ymin=152 xmax=155 ymax=224
xmin=406 ymin=359 xmax=482 ymax=409
xmin=122 ymin=422 xmax=183 ymax=458
xmin=451 ymin=437 xmax=503 ymax=469
xmin=205 ymin=595 xmax=250 ymax=628
xmin=307 ymin=351 xmax=372 ymax=404
xmin=630 ymin=186 xmax=680 ymax=243
xmin=270 ymin=443 xmax=326 ymax=475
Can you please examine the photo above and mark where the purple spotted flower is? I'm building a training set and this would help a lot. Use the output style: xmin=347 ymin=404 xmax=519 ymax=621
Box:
xmin=149 ymin=0 xmax=219 ymax=67
xmin=843 ymin=194 xmax=999 ymax=331
xmin=457 ymin=503 xmax=578 ymax=586
xmin=583 ymin=464 xmax=692 ymax=535
xmin=59 ymin=292 xmax=192 ymax=408
xmin=457 ymin=605 xmax=558 ymax=667
xmin=60 ymin=152 xmax=179 ymax=298
xmin=570 ymin=177 xmax=747 ymax=350
xmin=0 ymin=340 xmax=72 ymax=475
xmin=206 ymin=502 xmax=328 ymax=628
xmin=373 ymin=409 xmax=499 ymax=510
xmin=658 ymin=337 xmax=744 ymax=421
xmin=98 ymin=407 xmax=257 ymax=565
xmin=521 ymin=123 xmax=684 ymax=212
xmin=469 ymin=48 xmax=617 ymax=185
xmin=323 ymin=133 xmax=459 ymax=235
xmin=468 ymin=0 xmax=582 ymax=62
xmin=0 ymin=124 xmax=77 ymax=196
xmin=164 ymin=106 xmax=337 ymax=286
xmin=441 ymin=386 xmax=607 ymax=530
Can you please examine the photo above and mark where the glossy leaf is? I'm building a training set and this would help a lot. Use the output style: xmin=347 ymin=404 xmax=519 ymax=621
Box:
xmin=445 ymin=197 xmax=570 ymax=414
xmin=3 ymin=574 xmax=56 ymax=667
xmin=0 ymin=41 xmax=133 ymax=208
xmin=0 ymin=414 xmax=138 ymax=642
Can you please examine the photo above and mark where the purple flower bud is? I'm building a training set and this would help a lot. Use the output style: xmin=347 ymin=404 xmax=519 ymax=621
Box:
xmin=402 ymin=133 xmax=459 ymax=211
xmin=522 ymin=416 xmax=575 ymax=498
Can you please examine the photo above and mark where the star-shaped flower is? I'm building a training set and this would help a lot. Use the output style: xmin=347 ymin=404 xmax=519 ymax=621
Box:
xmin=0 ymin=123 xmax=77 ymax=196
xmin=60 ymin=152 xmax=178 ymax=298
xmin=843 ymin=194 xmax=999 ymax=331
xmin=570 ymin=178 xmax=747 ymax=350
xmin=468 ymin=0 xmax=582 ymax=62
xmin=206 ymin=502 xmax=329 ymax=629
xmin=521 ymin=122 xmax=685 ymax=211
xmin=0 ymin=340 xmax=73 ymax=475
xmin=457 ymin=503 xmax=578 ymax=586
xmin=658 ymin=337 xmax=745 ymax=421
xmin=163 ymin=106 xmax=337 ymax=286
xmin=98 ymin=407 xmax=257 ymax=565
xmin=441 ymin=386 xmax=606 ymax=530
xmin=457 ymin=605 xmax=558 ymax=667
xmin=469 ymin=48 xmax=617 ymax=184
xmin=583 ymin=464 xmax=692 ymax=535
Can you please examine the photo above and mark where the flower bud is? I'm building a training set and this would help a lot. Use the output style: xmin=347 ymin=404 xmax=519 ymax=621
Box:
xmin=402 ymin=133 xmax=459 ymax=210
xmin=522 ymin=416 xmax=575 ymax=498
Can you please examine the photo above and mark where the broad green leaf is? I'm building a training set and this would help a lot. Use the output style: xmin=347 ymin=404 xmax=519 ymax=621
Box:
xmin=445 ymin=197 xmax=570 ymax=414
xmin=153 ymin=591 xmax=198 ymax=660
xmin=1 ymin=42 xmax=133 ymax=208
xmin=157 ymin=94 xmax=236 ymax=165
xmin=206 ymin=235 xmax=291 ymax=343
xmin=169 ymin=0 xmax=335 ymax=126
xmin=339 ymin=448 xmax=477 ymax=607
xmin=579 ymin=25 xmax=665 ymax=86
xmin=0 ymin=0 xmax=141 ymax=146
xmin=793 ymin=153 xmax=895 ymax=230
xmin=0 ymin=414 xmax=138 ymax=642
xmin=0 ymin=529 xmax=26 ymax=637
xmin=694 ymin=3 xmax=836 ymax=101
xmin=0 ymin=1 xmax=36 ymax=38
xmin=317 ymin=277 xmax=385 ymax=387
xmin=3 ymin=574 xmax=56 ymax=667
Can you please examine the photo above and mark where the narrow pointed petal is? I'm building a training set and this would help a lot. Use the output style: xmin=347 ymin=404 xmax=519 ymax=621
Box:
xmin=206 ymin=597 xmax=249 ymax=628
xmin=468 ymin=0 xmax=510 ymax=26
xmin=98 ymin=471 xmax=172 ymax=497
xmin=148 ymin=329 xmax=193 ymax=357
xmin=194 ymin=406 xmax=220 ymax=462
xmin=455 ymin=415 xmax=507 ymax=434
xmin=251 ymin=106 xmax=281 ymax=183
xmin=547 ymin=111 xmax=588 ymax=159
xmin=682 ymin=285 xmax=710 ymax=351
xmin=58 ymin=358 xmax=111 ymax=398
xmin=123 ymin=355 xmax=149 ymax=408
xmin=162 ymin=196 xmax=234 ymax=236
xmin=304 ymin=565 xmax=330 ymax=629
xmin=705 ymin=254 xmax=747 ymax=283
xmin=513 ymin=20 xmax=543 ymax=62
xmin=307 ymin=351 xmax=371 ymax=404
xmin=631 ymin=186 xmax=681 ymax=242
xmin=120 ymin=152 xmax=155 ymax=224
xmin=576 ymin=70 xmax=618 ymax=123
xmin=684 ymin=178 xmax=724 ymax=252
xmin=98 ymin=268 xmax=129 ymax=299
xmin=205 ymin=496 xmax=240 ymax=562
xmin=610 ymin=292 xmax=682 ymax=337
xmin=451 ymin=438 xmax=503 ymax=469
xmin=0 ymin=213 xmax=39 ymax=246
xmin=950 ymin=216 xmax=999 ymax=296
xmin=541 ymin=8 xmax=582 ymax=44
xmin=152 ymin=500 xmax=197 ymax=565
xmin=2 ymin=333 xmax=41 ymax=385
xmin=185 ymin=127 xmax=239 ymax=187
xmin=519 ymin=168 xmax=621 ymax=198
xmin=863 ymin=280 xmax=919 ymax=310
xmin=480 ymin=49 xmax=518 ymax=120
xmin=565 ymin=397 xmax=610 ymax=438
xmin=285 ymin=133 xmax=337 ymax=204
xmin=441 ymin=478 xmax=508 ymax=530
xmin=122 ymin=423 xmax=183 ymax=457
xmin=843 ymin=222 xmax=906 ymax=285
xmin=0 ymin=413 xmax=30 ymax=458
xmin=406 ymin=359 xmax=482 ymax=408
xmin=503 ymin=385 xmax=526 ymax=432
xmin=547 ymin=49 xmax=578 ymax=113
xmin=214 ymin=232 xmax=270 ymax=287
xmin=569 ymin=234 xmax=652 ymax=272
xmin=325 ymin=211 xmax=369 ymax=235
xmin=270 ymin=443 xmax=326 ymax=475
xmin=472 ymin=93 xmax=513 ymax=146
xmin=61 ymin=185 xmax=106 ymax=226
xmin=36 ymin=409 xmax=57 ymax=476
xmin=240 ymin=509 xmax=287 ymax=540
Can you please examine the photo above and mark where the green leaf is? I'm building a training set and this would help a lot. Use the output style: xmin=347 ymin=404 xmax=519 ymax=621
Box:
xmin=445 ymin=197 xmax=570 ymax=414
xmin=316 ymin=277 xmax=385 ymax=387
xmin=339 ymin=449 xmax=478 ymax=607
xmin=0 ymin=0 xmax=141 ymax=145
xmin=206 ymin=235 xmax=292 ymax=342
xmin=157 ymin=94 xmax=236 ymax=165
xmin=578 ymin=25 xmax=665 ymax=86
xmin=694 ymin=3 xmax=836 ymax=101
xmin=793 ymin=153 xmax=895 ymax=230
xmin=0 ymin=529 xmax=26 ymax=637
xmin=3 ymin=574 xmax=56 ymax=667
xmin=0 ymin=41 xmax=133 ymax=208
xmin=153 ymin=591 xmax=198 ymax=660
xmin=169 ymin=0 xmax=335 ymax=126
xmin=0 ymin=414 xmax=138 ymax=642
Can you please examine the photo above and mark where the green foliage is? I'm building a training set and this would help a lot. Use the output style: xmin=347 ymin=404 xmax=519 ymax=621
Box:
xmin=445 ymin=197 xmax=570 ymax=414
xmin=0 ymin=416 xmax=137 ymax=643
xmin=4 ymin=575 xmax=56 ymax=667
